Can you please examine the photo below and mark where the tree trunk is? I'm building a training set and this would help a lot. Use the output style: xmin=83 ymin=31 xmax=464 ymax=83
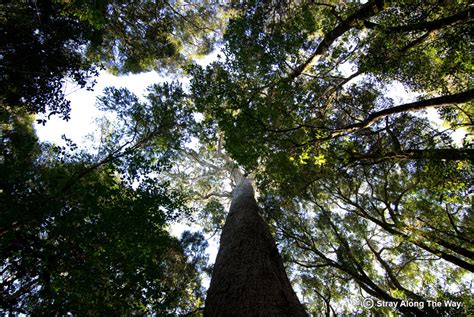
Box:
xmin=204 ymin=179 xmax=307 ymax=317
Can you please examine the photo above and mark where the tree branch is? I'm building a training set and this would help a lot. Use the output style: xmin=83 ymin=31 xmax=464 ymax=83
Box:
xmin=287 ymin=0 xmax=385 ymax=81
xmin=363 ymin=7 xmax=473 ymax=33
xmin=333 ymin=89 xmax=474 ymax=137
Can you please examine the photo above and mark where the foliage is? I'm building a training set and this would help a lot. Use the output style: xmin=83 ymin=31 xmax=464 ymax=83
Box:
xmin=0 ymin=104 xmax=204 ymax=315
xmin=58 ymin=0 xmax=231 ymax=74
xmin=1 ymin=0 xmax=232 ymax=121
xmin=261 ymin=158 xmax=472 ymax=315
xmin=95 ymin=82 xmax=195 ymax=184
xmin=0 ymin=1 xmax=99 ymax=120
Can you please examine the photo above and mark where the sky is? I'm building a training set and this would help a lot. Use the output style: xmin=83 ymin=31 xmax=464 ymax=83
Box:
xmin=35 ymin=70 xmax=166 ymax=147
xmin=35 ymin=50 xmax=221 ymax=145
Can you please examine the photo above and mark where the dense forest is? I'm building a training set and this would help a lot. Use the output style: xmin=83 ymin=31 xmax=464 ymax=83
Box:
xmin=1 ymin=0 xmax=472 ymax=315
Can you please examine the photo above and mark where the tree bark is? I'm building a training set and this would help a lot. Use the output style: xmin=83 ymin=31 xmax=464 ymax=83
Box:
xmin=204 ymin=179 xmax=307 ymax=317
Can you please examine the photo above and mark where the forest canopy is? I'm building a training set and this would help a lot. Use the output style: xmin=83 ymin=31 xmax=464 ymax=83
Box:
xmin=1 ymin=0 xmax=472 ymax=315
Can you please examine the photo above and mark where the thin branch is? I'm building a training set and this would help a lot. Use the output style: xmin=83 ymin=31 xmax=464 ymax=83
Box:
xmin=363 ymin=7 xmax=473 ymax=33
xmin=287 ymin=0 xmax=385 ymax=81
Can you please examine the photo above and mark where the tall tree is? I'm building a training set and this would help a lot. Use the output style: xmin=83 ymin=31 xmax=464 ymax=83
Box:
xmin=205 ymin=178 xmax=307 ymax=316
xmin=3 ymin=0 xmax=473 ymax=315
xmin=190 ymin=0 xmax=473 ymax=315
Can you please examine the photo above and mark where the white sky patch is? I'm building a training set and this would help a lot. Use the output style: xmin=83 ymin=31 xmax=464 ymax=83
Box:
xmin=384 ymin=80 xmax=420 ymax=104
xmin=35 ymin=51 xmax=220 ymax=147
xmin=35 ymin=71 xmax=165 ymax=146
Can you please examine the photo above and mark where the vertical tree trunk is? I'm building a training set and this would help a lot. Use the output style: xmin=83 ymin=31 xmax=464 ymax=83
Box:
xmin=204 ymin=179 xmax=307 ymax=317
